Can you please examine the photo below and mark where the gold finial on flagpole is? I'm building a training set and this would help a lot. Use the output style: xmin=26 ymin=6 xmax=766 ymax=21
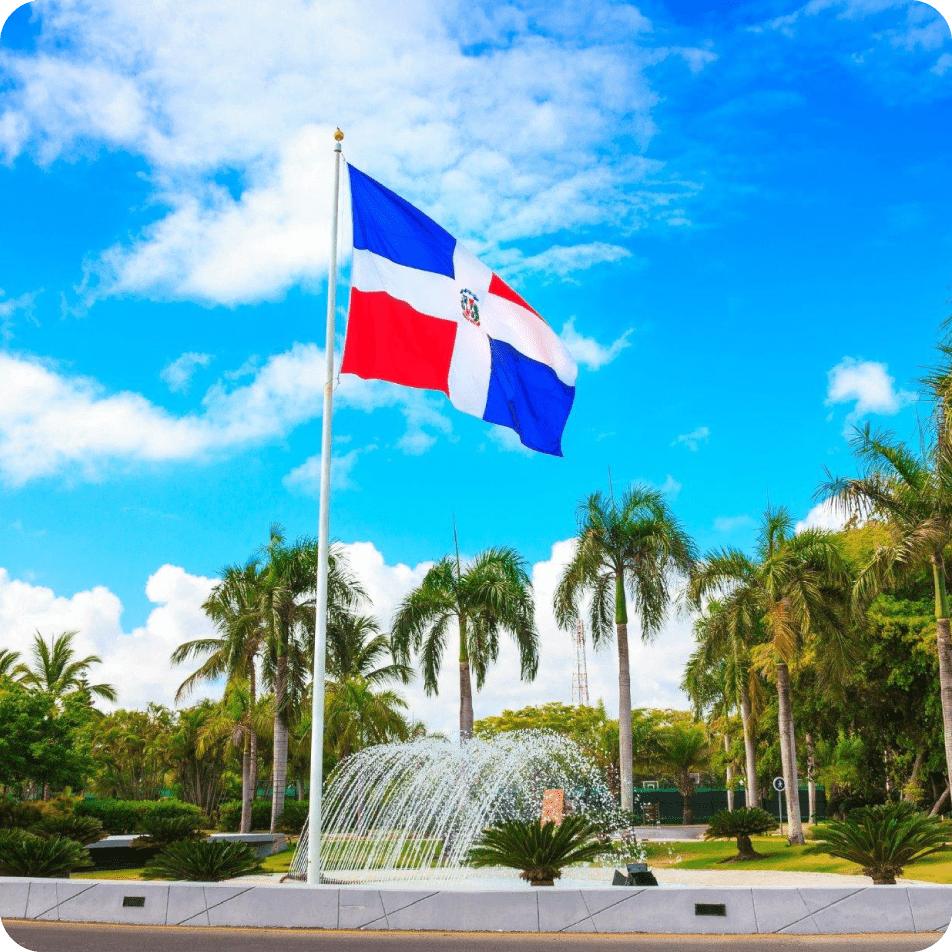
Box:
xmin=334 ymin=127 xmax=344 ymax=142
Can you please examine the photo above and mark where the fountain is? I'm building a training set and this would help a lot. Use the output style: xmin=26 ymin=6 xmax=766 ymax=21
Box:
xmin=287 ymin=730 xmax=629 ymax=884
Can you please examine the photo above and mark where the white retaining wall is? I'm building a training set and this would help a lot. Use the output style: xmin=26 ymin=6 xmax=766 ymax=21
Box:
xmin=0 ymin=879 xmax=949 ymax=934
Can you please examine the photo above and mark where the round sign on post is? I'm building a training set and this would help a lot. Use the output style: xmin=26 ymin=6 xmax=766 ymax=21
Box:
xmin=773 ymin=776 xmax=786 ymax=792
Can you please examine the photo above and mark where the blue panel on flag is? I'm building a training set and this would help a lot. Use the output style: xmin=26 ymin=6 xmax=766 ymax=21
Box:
xmin=483 ymin=339 xmax=575 ymax=457
xmin=349 ymin=165 xmax=456 ymax=278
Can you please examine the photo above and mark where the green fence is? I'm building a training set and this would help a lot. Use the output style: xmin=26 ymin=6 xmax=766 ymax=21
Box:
xmin=633 ymin=786 xmax=826 ymax=824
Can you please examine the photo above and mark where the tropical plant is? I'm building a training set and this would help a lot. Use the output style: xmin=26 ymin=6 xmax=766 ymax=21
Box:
xmin=164 ymin=703 xmax=230 ymax=817
xmin=0 ymin=649 xmax=23 ymax=681
xmin=31 ymin=815 xmax=104 ymax=846
xmin=689 ymin=507 xmax=856 ymax=844
xmin=813 ymin=802 xmax=949 ymax=884
xmin=142 ymin=838 xmax=264 ymax=881
xmin=392 ymin=546 xmax=537 ymax=740
xmin=467 ymin=815 xmax=608 ymax=886
xmin=0 ymin=832 xmax=93 ymax=877
xmin=0 ymin=800 xmax=44 ymax=830
xmin=323 ymin=677 xmax=411 ymax=762
xmin=130 ymin=814 xmax=205 ymax=849
xmin=823 ymin=350 xmax=952 ymax=800
xmin=656 ymin=722 xmax=711 ymax=824
xmin=17 ymin=631 xmax=116 ymax=704
xmin=555 ymin=486 xmax=697 ymax=811
xmin=705 ymin=807 xmax=775 ymax=861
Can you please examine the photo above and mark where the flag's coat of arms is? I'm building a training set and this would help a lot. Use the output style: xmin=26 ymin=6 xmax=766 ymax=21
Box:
xmin=341 ymin=165 xmax=577 ymax=456
xmin=460 ymin=288 xmax=480 ymax=326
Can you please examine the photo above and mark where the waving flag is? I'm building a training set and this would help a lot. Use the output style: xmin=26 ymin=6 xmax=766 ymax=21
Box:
xmin=341 ymin=165 xmax=577 ymax=456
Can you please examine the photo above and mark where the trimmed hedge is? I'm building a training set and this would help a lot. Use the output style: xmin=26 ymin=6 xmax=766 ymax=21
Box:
xmin=75 ymin=799 xmax=205 ymax=835
xmin=216 ymin=799 xmax=308 ymax=833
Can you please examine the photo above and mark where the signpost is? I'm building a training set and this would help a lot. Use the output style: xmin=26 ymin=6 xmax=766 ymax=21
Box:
xmin=773 ymin=776 xmax=786 ymax=836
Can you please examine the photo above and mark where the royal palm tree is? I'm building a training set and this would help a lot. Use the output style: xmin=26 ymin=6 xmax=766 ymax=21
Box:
xmin=326 ymin=613 xmax=413 ymax=686
xmin=656 ymin=721 xmax=710 ymax=824
xmin=683 ymin=599 xmax=762 ymax=809
xmin=18 ymin=631 xmax=116 ymax=704
xmin=554 ymin=486 xmax=697 ymax=812
xmin=823 ymin=360 xmax=952 ymax=800
xmin=689 ymin=508 xmax=855 ymax=844
xmin=172 ymin=561 xmax=265 ymax=834
xmin=391 ymin=547 xmax=537 ymax=740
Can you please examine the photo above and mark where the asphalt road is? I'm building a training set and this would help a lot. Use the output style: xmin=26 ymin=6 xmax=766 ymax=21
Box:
xmin=1 ymin=922 xmax=945 ymax=952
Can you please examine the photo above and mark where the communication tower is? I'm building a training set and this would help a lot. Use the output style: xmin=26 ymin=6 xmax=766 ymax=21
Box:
xmin=571 ymin=619 xmax=590 ymax=706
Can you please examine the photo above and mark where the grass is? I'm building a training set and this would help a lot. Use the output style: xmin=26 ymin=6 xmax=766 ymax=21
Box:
xmin=639 ymin=834 xmax=952 ymax=883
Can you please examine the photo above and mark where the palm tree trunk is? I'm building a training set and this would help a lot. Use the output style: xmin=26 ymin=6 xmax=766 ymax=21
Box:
xmin=615 ymin=572 xmax=633 ymax=813
xmin=240 ymin=733 xmax=251 ymax=834
xmin=930 ymin=784 xmax=950 ymax=816
xmin=724 ymin=734 xmax=734 ymax=811
xmin=930 ymin=555 xmax=952 ymax=799
xmin=271 ymin=655 xmax=288 ymax=832
xmin=739 ymin=679 xmax=759 ymax=808
xmin=459 ymin=615 xmax=474 ymax=740
xmin=805 ymin=732 xmax=817 ymax=824
xmin=248 ymin=664 xmax=258 ymax=829
xmin=776 ymin=661 xmax=804 ymax=845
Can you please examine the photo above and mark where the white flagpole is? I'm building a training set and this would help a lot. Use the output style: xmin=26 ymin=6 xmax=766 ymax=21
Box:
xmin=307 ymin=127 xmax=344 ymax=885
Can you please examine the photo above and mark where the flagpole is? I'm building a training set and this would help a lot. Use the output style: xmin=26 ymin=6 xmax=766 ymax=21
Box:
xmin=307 ymin=127 xmax=344 ymax=885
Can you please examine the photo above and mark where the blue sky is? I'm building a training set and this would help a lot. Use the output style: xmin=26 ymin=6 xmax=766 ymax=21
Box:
xmin=0 ymin=0 xmax=949 ymax=729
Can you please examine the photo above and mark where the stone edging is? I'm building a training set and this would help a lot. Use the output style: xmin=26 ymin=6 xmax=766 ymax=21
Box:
xmin=0 ymin=879 xmax=949 ymax=934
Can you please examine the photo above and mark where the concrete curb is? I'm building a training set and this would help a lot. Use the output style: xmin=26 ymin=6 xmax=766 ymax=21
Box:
xmin=0 ymin=879 xmax=949 ymax=934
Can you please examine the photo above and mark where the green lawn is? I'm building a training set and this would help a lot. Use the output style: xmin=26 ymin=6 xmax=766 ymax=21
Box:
xmin=640 ymin=835 xmax=952 ymax=883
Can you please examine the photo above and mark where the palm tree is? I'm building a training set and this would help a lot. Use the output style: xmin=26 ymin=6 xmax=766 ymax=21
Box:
xmin=391 ymin=547 xmax=537 ymax=740
xmin=0 ymin=649 xmax=22 ymax=681
xmin=683 ymin=599 xmax=762 ymax=809
xmin=689 ymin=508 xmax=855 ymax=845
xmin=656 ymin=721 xmax=710 ymax=824
xmin=554 ymin=486 xmax=697 ymax=812
xmin=824 ymin=385 xmax=952 ymax=800
xmin=257 ymin=526 xmax=363 ymax=830
xmin=18 ymin=631 xmax=116 ymax=704
xmin=172 ymin=561 xmax=265 ymax=834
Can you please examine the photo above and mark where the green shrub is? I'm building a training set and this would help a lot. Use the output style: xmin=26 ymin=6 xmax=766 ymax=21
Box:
xmin=813 ymin=801 xmax=949 ymax=885
xmin=143 ymin=839 xmax=264 ymax=882
xmin=131 ymin=815 xmax=205 ymax=849
xmin=0 ymin=833 xmax=93 ymax=877
xmin=0 ymin=801 xmax=44 ymax=831
xmin=275 ymin=801 xmax=308 ymax=835
xmin=468 ymin=816 xmax=608 ymax=886
xmin=75 ymin=799 xmax=204 ymax=834
xmin=32 ymin=815 xmax=105 ymax=846
xmin=705 ymin=807 xmax=776 ymax=862
xmin=216 ymin=800 xmax=273 ymax=832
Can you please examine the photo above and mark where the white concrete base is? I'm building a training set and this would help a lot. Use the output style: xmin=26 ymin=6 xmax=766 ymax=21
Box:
xmin=0 ymin=879 xmax=948 ymax=934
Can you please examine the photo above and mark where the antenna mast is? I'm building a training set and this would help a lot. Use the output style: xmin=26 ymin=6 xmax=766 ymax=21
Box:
xmin=571 ymin=619 xmax=590 ymax=706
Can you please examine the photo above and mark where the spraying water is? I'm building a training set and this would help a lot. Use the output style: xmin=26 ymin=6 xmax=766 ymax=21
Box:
xmin=288 ymin=730 xmax=627 ymax=884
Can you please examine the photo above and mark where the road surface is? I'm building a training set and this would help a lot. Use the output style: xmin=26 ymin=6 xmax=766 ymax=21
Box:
xmin=1 ymin=921 xmax=944 ymax=952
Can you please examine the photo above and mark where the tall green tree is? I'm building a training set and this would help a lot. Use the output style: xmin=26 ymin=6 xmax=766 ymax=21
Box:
xmin=18 ymin=631 xmax=116 ymax=704
xmin=391 ymin=547 xmax=537 ymax=740
xmin=554 ymin=486 xmax=696 ymax=811
xmin=172 ymin=561 xmax=265 ymax=834
xmin=656 ymin=721 xmax=711 ymax=824
xmin=824 ymin=354 xmax=952 ymax=801
xmin=689 ymin=508 xmax=855 ymax=844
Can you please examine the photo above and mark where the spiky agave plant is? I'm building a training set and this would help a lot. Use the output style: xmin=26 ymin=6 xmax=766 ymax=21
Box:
xmin=0 ymin=832 xmax=93 ymax=877
xmin=813 ymin=802 xmax=949 ymax=884
xmin=704 ymin=808 xmax=775 ymax=862
xmin=142 ymin=839 xmax=264 ymax=882
xmin=467 ymin=815 xmax=607 ymax=886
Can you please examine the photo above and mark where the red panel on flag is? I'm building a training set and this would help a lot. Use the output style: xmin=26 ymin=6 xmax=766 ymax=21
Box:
xmin=342 ymin=290 xmax=456 ymax=395
xmin=488 ymin=273 xmax=542 ymax=320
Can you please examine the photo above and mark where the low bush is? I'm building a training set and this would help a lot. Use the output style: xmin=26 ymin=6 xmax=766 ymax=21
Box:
xmin=275 ymin=801 xmax=308 ymax=835
xmin=216 ymin=800 xmax=274 ymax=832
xmin=0 ymin=801 xmax=44 ymax=831
xmin=705 ymin=807 xmax=776 ymax=862
xmin=813 ymin=801 xmax=949 ymax=884
xmin=143 ymin=839 xmax=264 ymax=882
xmin=131 ymin=815 xmax=205 ymax=849
xmin=0 ymin=833 xmax=93 ymax=878
xmin=75 ymin=799 xmax=205 ymax=834
xmin=32 ymin=815 xmax=105 ymax=846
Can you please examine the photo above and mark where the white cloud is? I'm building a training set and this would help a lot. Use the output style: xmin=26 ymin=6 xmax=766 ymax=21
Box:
xmin=673 ymin=425 xmax=710 ymax=451
xmin=486 ymin=426 xmax=535 ymax=457
xmin=0 ymin=346 xmax=454 ymax=485
xmin=795 ymin=499 xmax=856 ymax=534
xmin=0 ymin=0 xmax=712 ymax=305
xmin=160 ymin=351 xmax=213 ymax=393
xmin=283 ymin=447 xmax=369 ymax=494
xmin=0 ymin=289 xmax=38 ymax=342
xmin=826 ymin=357 xmax=916 ymax=434
xmin=502 ymin=242 xmax=633 ymax=280
xmin=560 ymin=317 xmax=633 ymax=371
xmin=0 ymin=564 xmax=217 ymax=710
xmin=713 ymin=514 xmax=754 ymax=533
xmin=655 ymin=474 xmax=683 ymax=499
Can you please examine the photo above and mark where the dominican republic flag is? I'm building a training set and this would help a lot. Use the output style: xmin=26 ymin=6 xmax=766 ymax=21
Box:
xmin=341 ymin=165 xmax=577 ymax=456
